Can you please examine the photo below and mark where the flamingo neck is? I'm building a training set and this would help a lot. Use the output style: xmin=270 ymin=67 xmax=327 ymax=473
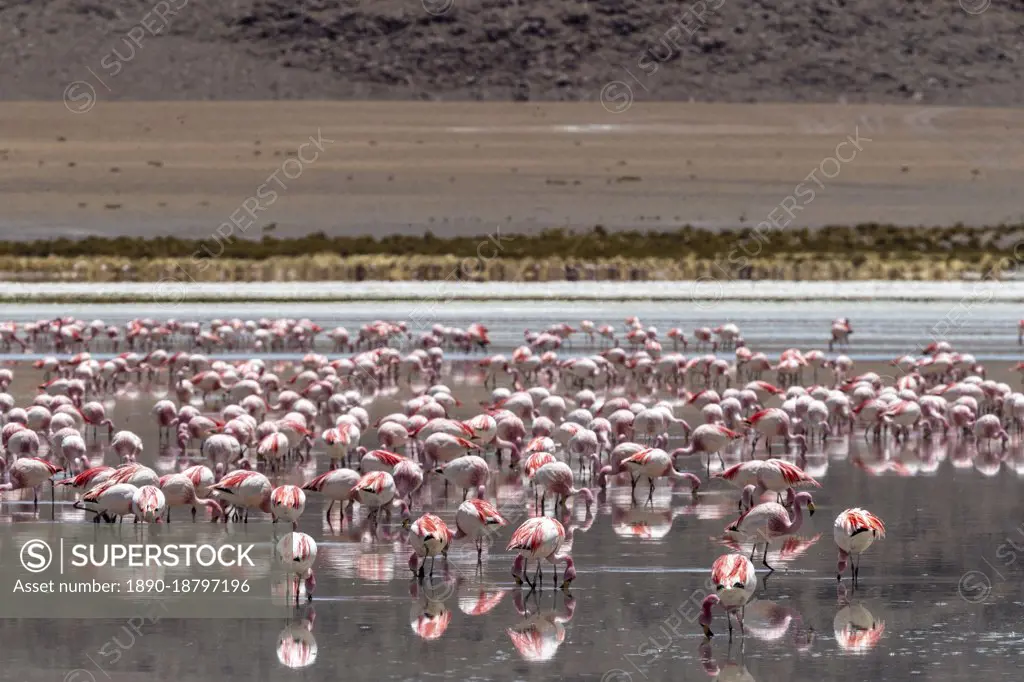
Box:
xmin=788 ymin=501 xmax=806 ymax=533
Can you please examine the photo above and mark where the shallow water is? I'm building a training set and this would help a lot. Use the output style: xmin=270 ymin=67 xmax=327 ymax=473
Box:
xmin=3 ymin=299 xmax=1024 ymax=360
xmin=3 ymin=359 xmax=1024 ymax=681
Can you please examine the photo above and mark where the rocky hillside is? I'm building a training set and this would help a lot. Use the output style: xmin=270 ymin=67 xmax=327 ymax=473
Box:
xmin=2 ymin=0 xmax=1023 ymax=105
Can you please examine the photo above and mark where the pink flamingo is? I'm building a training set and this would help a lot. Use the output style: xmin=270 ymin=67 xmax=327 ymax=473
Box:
xmin=405 ymin=513 xmax=453 ymax=580
xmin=0 ymin=457 xmax=62 ymax=516
xmin=671 ymin=423 xmax=743 ymax=474
xmin=455 ymin=498 xmax=508 ymax=562
xmin=80 ymin=401 xmax=115 ymax=440
xmin=507 ymin=517 xmax=575 ymax=591
xmin=716 ymin=460 xmax=819 ymax=507
xmin=350 ymin=471 xmax=397 ymax=522
xmin=531 ymin=462 xmax=595 ymax=513
xmin=829 ymin=318 xmax=853 ymax=351
xmin=301 ymin=468 xmax=360 ymax=519
xmin=834 ymin=508 xmax=886 ymax=586
xmin=744 ymin=408 xmax=806 ymax=455
xmin=618 ymin=448 xmax=701 ymax=502
xmin=726 ymin=491 xmax=816 ymax=571
xmin=434 ymin=455 xmax=489 ymax=500
xmin=209 ymin=469 xmax=272 ymax=523
xmin=699 ymin=553 xmax=757 ymax=639
xmin=111 ymin=430 xmax=143 ymax=463
xmin=973 ymin=414 xmax=1009 ymax=450
xmin=271 ymin=485 xmax=307 ymax=530
xmin=158 ymin=473 xmax=223 ymax=522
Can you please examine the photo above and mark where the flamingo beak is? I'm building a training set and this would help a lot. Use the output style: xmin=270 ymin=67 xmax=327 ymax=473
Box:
xmin=401 ymin=518 xmax=411 ymax=530
xmin=808 ymin=502 xmax=816 ymax=516
xmin=702 ymin=624 xmax=714 ymax=638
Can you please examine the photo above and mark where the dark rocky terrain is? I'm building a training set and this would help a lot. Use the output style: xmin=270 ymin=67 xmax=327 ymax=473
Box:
xmin=2 ymin=0 xmax=1023 ymax=105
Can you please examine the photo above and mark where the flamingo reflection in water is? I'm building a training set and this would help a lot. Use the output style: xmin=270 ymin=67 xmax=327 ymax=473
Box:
xmin=700 ymin=639 xmax=755 ymax=682
xmin=409 ymin=578 xmax=454 ymax=641
xmin=276 ymin=609 xmax=317 ymax=670
xmin=506 ymin=589 xmax=576 ymax=662
xmin=834 ymin=584 xmax=885 ymax=654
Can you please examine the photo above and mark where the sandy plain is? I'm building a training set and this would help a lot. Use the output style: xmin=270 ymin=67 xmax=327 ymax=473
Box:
xmin=0 ymin=102 xmax=1023 ymax=242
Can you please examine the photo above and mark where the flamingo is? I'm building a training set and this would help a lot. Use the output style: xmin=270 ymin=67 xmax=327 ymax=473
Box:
xmin=716 ymin=460 xmax=819 ymax=508
xmin=56 ymin=465 xmax=114 ymax=493
xmin=726 ymin=492 xmax=816 ymax=571
xmin=405 ymin=513 xmax=454 ymax=580
xmin=531 ymin=462 xmax=595 ymax=512
xmin=671 ymin=423 xmax=743 ymax=474
xmin=271 ymin=485 xmax=307 ymax=530
xmin=209 ymin=470 xmax=272 ymax=522
xmin=0 ymin=457 xmax=62 ymax=516
xmin=111 ymin=430 xmax=144 ymax=463
xmin=829 ymin=318 xmax=853 ymax=351
xmin=700 ymin=552 xmax=757 ymax=639
xmin=276 ymin=532 xmax=317 ymax=605
xmin=834 ymin=508 xmax=886 ymax=586
xmin=75 ymin=480 xmax=137 ymax=522
xmin=131 ymin=485 xmax=167 ymax=523
xmin=507 ymin=517 xmax=575 ymax=591
xmin=618 ymin=448 xmax=701 ymax=503
xmin=301 ymin=468 xmax=360 ymax=520
xmin=744 ymin=408 xmax=806 ymax=455
xmin=433 ymin=455 xmax=490 ymax=500
xmin=350 ymin=471 xmax=397 ymax=522
xmin=80 ymin=401 xmax=115 ymax=440
xmin=158 ymin=473 xmax=222 ymax=522
xmin=455 ymin=498 xmax=508 ymax=562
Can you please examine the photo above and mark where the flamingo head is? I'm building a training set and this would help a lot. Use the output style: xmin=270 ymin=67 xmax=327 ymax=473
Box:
xmin=512 ymin=554 xmax=527 ymax=585
xmin=559 ymin=557 xmax=576 ymax=590
xmin=576 ymin=487 xmax=595 ymax=511
xmin=837 ymin=547 xmax=849 ymax=577
xmin=699 ymin=594 xmax=721 ymax=638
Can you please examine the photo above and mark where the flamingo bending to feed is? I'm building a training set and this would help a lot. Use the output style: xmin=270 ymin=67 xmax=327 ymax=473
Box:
xmin=75 ymin=480 xmax=138 ymax=523
xmin=618 ymin=448 xmax=701 ymax=503
xmin=834 ymin=508 xmax=886 ymax=586
xmin=209 ymin=470 xmax=272 ymax=522
xmin=350 ymin=471 xmax=397 ymax=522
xmin=507 ymin=517 xmax=575 ymax=591
xmin=57 ymin=465 xmax=114 ymax=493
xmin=531 ymin=461 xmax=595 ymax=513
xmin=131 ymin=485 xmax=167 ymax=523
xmin=0 ymin=457 xmax=62 ymax=518
xmin=433 ymin=455 xmax=489 ymax=500
xmin=700 ymin=553 xmax=757 ymax=639
xmin=271 ymin=485 xmax=307 ymax=530
xmin=276 ymin=532 xmax=318 ymax=605
xmin=405 ymin=513 xmax=454 ymax=580
xmin=671 ymin=423 xmax=743 ymax=475
xmin=716 ymin=460 xmax=819 ymax=508
xmin=158 ymin=473 xmax=223 ymax=522
xmin=744 ymin=408 xmax=806 ymax=455
xmin=302 ymin=468 xmax=360 ymax=520
xmin=726 ymin=492 xmax=815 ymax=571
xmin=455 ymin=498 xmax=508 ymax=562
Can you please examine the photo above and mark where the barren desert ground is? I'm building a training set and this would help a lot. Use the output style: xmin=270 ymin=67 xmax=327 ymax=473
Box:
xmin=1 ymin=101 xmax=1023 ymax=241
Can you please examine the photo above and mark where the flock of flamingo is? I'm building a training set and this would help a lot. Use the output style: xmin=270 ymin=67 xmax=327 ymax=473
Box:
xmin=4 ymin=310 xmax=1021 ymax=667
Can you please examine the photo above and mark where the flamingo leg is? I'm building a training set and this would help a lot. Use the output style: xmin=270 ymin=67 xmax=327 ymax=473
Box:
xmin=762 ymin=541 xmax=774 ymax=572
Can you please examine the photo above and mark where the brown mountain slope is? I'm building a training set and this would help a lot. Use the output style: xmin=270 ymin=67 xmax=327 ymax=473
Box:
xmin=1 ymin=0 xmax=1023 ymax=105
